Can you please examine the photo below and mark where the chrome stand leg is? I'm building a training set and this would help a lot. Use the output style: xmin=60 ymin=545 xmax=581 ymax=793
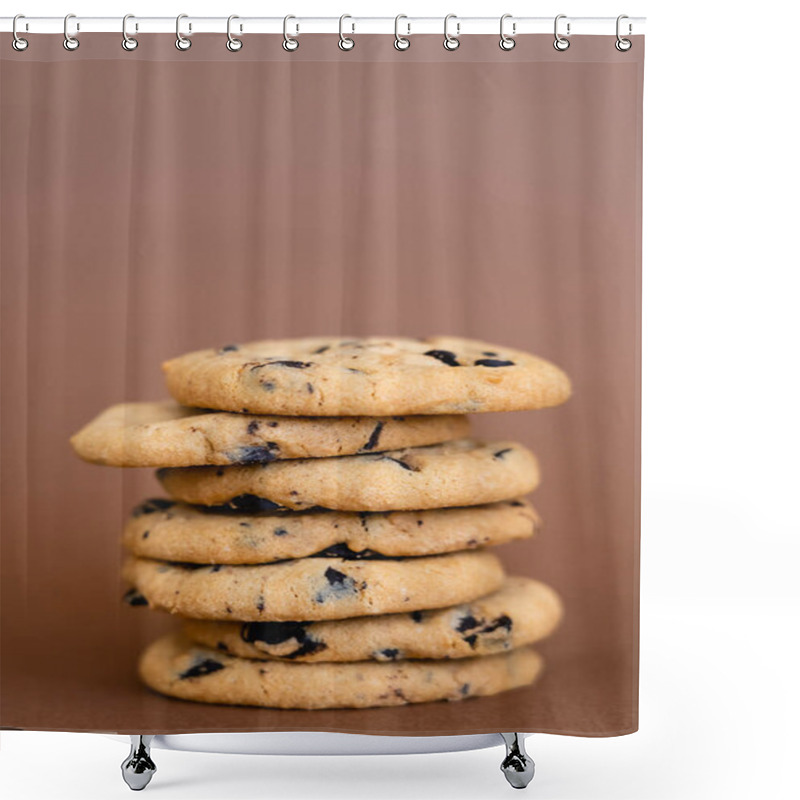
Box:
xmin=121 ymin=735 xmax=156 ymax=791
xmin=500 ymin=733 xmax=535 ymax=789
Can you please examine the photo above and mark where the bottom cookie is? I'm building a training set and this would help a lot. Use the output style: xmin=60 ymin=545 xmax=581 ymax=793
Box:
xmin=139 ymin=633 xmax=544 ymax=710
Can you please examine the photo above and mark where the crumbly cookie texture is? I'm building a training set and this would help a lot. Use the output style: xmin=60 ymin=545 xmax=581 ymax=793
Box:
xmin=70 ymin=401 xmax=469 ymax=468
xmin=122 ymin=550 xmax=505 ymax=622
xmin=162 ymin=336 xmax=571 ymax=416
xmin=139 ymin=633 xmax=544 ymax=709
xmin=156 ymin=439 xmax=539 ymax=512
xmin=122 ymin=498 xmax=539 ymax=564
xmin=183 ymin=577 xmax=563 ymax=662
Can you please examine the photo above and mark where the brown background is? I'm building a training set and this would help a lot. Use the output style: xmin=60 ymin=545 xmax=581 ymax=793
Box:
xmin=0 ymin=33 xmax=642 ymax=736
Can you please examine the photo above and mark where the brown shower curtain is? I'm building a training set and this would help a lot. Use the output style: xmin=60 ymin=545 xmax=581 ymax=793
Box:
xmin=0 ymin=32 xmax=643 ymax=736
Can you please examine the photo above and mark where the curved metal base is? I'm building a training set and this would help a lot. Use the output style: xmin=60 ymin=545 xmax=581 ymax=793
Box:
xmin=500 ymin=732 xmax=535 ymax=789
xmin=121 ymin=735 xmax=156 ymax=791
xmin=118 ymin=731 xmax=533 ymax=790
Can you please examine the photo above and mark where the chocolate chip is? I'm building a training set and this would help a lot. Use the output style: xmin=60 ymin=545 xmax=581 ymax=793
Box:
xmin=268 ymin=360 xmax=313 ymax=369
xmin=456 ymin=615 xmax=479 ymax=633
xmin=268 ymin=421 xmax=279 ymax=428
xmin=493 ymin=448 xmax=512 ymax=459
xmin=508 ymin=500 xmax=524 ymax=507
xmin=460 ymin=683 xmax=470 ymax=696
xmin=216 ymin=641 xmax=229 ymax=651
xmin=417 ymin=520 xmax=424 ymax=526
xmin=132 ymin=498 xmax=175 ymax=517
xmin=239 ymin=521 xmax=251 ymax=528
xmin=381 ymin=456 xmax=418 ymax=471
xmin=315 ymin=543 xmax=390 ymax=560
xmin=312 ymin=345 xmax=331 ymax=354
xmin=474 ymin=358 xmax=514 ymax=367
xmin=246 ymin=420 xmax=260 ymax=435
xmin=178 ymin=658 xmax=225 ymax=680
xmin=227 ymin=443 xmax=281 ymax=464
xmin=482 ymin=351 xmax=498 ymax=356
xmin=361 ymin=422 xmax=384 ymax=451
xmin=376 ymin=648 xmax=400 ymax=661
xmin=123 ymin=588 xmax=148 ymax=607
xmin=219 ymin=344 xmax=239 ymax=352
xmin=215 ymin=468 xmax=225 ymax=476
xmin=227 ymin=495 xmax=283 ymax=513
xmin=484 ymin=615 xmax=513 ymax=633
xmin=306 ymin=383 xmax=314 ymax=394
xmin=410 ymin=611 xmax=424 ymax=623
xmin=424 ymin=349 xmax=460 ymax=367
xmin=142 ymin=530 xmax=150 ymax=539
xmin=464 ymin=634 xmax=478 ymax=648
xmin=273 ymin=527 xmax=288 ymax=537
xmin=325 ymin=567 xmax=348 ymax=585
xmin=262 ymin=381 xmax=276 ymax=391
xmin=210 ymin=565 xmax=222 ymax=572
xmin=256 ymin=595 xmax=265 ymax=612
xmin=241 ymin=621 xmax=327 ymax=659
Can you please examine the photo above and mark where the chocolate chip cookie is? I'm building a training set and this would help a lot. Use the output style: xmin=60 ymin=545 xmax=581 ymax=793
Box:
xmin=139 ymin=632 xmax=544 ymax=709
xmin=182 ymin=577 xmax=562 ymax=662
xmin=156 ymin=439 xmax=539 ymax=511
xmin=70 ymin=401 xmax=469 ymax=467
xmin=162 ymin=336 xmax=571 ymax=416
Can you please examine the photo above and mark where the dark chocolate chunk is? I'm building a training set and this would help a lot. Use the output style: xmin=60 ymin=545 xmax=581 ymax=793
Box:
xmin=381 ymin=456 xmax=418 ymax=471
xmin=227 ymin=443 xmax=281 ymax=464
xmin=273 ymin=527 xmax=288 ymax=537
xmin=493 ymin=448 xmax=512 ymax=459
xmin=456 ymin=615 xmax=479 ymax=633
xmin=325 ymin=567 xmax=349 ymax=586
xmin=142 ymin=530 xmax=150 ymax=539
xmin=410 ymin=610 xmax=424 ymax=623
xmin=463 ymin=634 xmax=478 ymax=648
xmin=312 ymin=345 xmax=331 ymax=354
xmin=227 ymin=495 xmax=283 ymax=513
xmin=123 ymin=588 xmax=148 ymax=607
xmin=132 ymin=498 xmax=175 ymax=517
xmin=424 ymin=349 xmax=460 ymax=367
xmin=474 ymin=358 xmax=514 ymax=367
xmin=246 ymin=420 xmax=260 ymax=435
xmin=256 ymin=595 xmax=265 ymax=612
xmin=218 ymin=344 xmax=239 ymax=352
xmin=216 ymin=641 xmax=229 ymax=651
xmin=483 ymin=615 xmax=513 ymax=633
xmin=378 ymin=648 xmax=400 ymax=661
xmin=268 ymin=360 xmax=313 ymax=369
xmin=178 ymin=658 xmax=225 ymax=680
xmin=460 ymin=683 xmax=471 ymax=696
xmin=210 ymin=565 xmax=222 ymax=573
xmin=361 ymin=422 xmax=385 ymax=451
xmin=241 ymin=620 xmax=327 ymax=659
xmin=314 ymin=543 xmax=390 ymax=560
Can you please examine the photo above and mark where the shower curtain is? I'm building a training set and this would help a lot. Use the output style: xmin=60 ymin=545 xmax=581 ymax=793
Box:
xmin=0 ymin=30 xmax=643 ymax=736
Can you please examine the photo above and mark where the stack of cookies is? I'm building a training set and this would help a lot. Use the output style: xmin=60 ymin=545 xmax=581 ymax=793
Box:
xmin=71 ymin=336 xmax=570 ymax=710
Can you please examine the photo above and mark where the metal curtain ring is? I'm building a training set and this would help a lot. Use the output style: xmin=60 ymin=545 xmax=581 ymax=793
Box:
xmin=615 ymin=14 xmax=632 ymax=51
xmin=339 ymin=14 xmax=354 ymax=50
xmin=443 ymin=14 xmax=460 ymax=51
xmin=122 ymin=14 xmax=138 ymax=51
xmin=283 ymin=15 xmax=299 ymax=51
xmin=12 ymin=14 xmax=28 ymax=51
xmin=227 ymin=15 xmax=243 ymax=51
xmin=499 ymin=14 xmax=515 ymax=50
xmin=394 ymin=14 xmax=410 ymax=50
xmin=553 ymin=14 xmax=570 ymax=51
xmin=63 ymin=13 xmax=79 ymax=51
xmin=176 ymin=13 xmax=191 ymax=50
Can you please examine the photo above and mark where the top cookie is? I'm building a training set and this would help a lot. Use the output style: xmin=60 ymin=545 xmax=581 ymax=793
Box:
xmin=162 ymin=336 xmax=571 ymax=416
xmin=70 ymin=401 xmax=469 ymax=467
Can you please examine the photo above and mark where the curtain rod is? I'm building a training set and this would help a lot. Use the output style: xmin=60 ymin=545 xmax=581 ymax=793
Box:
xmin=1 ymin=16 xmax=646 ymax=37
